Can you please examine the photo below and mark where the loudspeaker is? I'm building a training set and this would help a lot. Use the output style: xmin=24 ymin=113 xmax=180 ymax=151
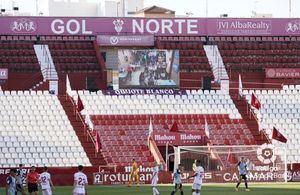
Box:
xmin=101 ymin=52 xmax=106 ymax=62
xmin=202 ymin=76 xmax=211 ymax=90
xmin=86 ymin=77 xmax=98 ymax=92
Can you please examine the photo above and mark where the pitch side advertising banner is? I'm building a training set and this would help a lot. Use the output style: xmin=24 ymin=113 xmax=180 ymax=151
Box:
xmin=153 ymin=132 xmax=203 ymax=146
xmin=0 ymin=68 xmax=8 ymax=79
xmin=265 ymin=68 xmax=300 ymax=78
xmin=102 ymin=89 xmax=187 ymax=95
xmin=93 ymin=170 xmax=292 ymax=185
xmin=1 ymin=17 xmax=300 ymax=36
xmin=97 ymin=35 xmax=154 ymax=46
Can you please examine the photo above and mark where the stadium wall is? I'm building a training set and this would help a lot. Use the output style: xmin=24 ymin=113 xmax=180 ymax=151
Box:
xmin=1 ymin=17 xmax=300 ymax=36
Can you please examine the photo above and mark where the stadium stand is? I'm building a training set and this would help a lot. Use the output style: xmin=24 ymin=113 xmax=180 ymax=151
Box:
xmin=0 ymin=90 xmax=91 ymax=167
xmin=216 ymin=41 xmax=300 ymax=89
xmin=76 ymin=89 xmax=266 ymax=167
xmin=0 ymin=41 xmax=44 ymax=90
xmin=0 ymin=41 xmax=39 ymax=72
xmin=46 ymin=40 xmax=107 ymax=91
xmin=47 ymin=41 xmax=100 ymax=72
xmin=1 ymin=15 xmax=300 ymax=185
xmin=79 ymin=90 xmax=240 ymax=117
xmin=243 ymin=85 xmax=300 ymax=163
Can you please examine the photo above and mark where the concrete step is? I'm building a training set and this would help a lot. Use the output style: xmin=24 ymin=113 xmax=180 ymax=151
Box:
xmin=58 ymin=95 xmax=107 ymax=166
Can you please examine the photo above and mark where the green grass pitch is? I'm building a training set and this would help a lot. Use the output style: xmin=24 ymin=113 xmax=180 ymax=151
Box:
xmin=1 ymin=183 xmax=299 ymax=195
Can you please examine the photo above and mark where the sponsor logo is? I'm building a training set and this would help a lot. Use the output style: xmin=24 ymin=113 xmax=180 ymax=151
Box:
xmin=10 ymin=18 xmax=37 ymax=33
xmin=0 ymin=68 xmax=8 ymax=79
xmin=155 ymin=134 xmax=176 ymax=141
xmin=124 ymin=165 xmax=152 ymax=173
xmin=113 ymin=18 xmax=124 ymax=34
xmin=223 ymin=171 xmax=286 ymax=182
xmin=93 ymin=172 xmax=152 ymax=185
xmin=109 ymin=36 xmax=119 ymax=45
xmin=217 ymin=20 xmax=271 ymax=35
xmin=285 ymin=20 xmax=300 ymax=33
xmin=289 ymin=171 xmax=300 ymax=182
xmin=286 ymin=171 xmax=293 ymax=181
xmin=105 ymin=89 xmax=180 ymax=95
xmin=256 ymin=143 xmax=276 ymax=164
xmin=266 ymin=69 xmax=276 ymax=78
xmin=266 ymin=68 xmax=300 ymax=78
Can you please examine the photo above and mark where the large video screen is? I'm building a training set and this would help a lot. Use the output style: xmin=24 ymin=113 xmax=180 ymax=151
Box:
xmin=118 ymin=49 xmax=179 ymax=89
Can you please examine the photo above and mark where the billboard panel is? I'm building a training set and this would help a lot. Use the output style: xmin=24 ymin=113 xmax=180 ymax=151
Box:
xmin=118 ymin=49 xmax=179 ymax=89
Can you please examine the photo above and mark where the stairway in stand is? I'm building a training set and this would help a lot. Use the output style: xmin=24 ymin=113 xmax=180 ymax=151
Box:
xmin=230 ymin=89 xmax=269 ymax=145
xmin=58 ymin=95 xmax=107 ymax=166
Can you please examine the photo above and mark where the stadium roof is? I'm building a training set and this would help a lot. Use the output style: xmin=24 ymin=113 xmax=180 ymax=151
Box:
xmin=128 ymin=5 xmax=175 ymax=15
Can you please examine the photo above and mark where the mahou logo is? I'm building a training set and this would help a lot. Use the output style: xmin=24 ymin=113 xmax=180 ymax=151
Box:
xmin=113 ymin=18 xmax=124 ymax=34
xmin=10 ymin=18 xmax=37 ymax=33
xmin=285 ymin=20 xmax=300 ymax=34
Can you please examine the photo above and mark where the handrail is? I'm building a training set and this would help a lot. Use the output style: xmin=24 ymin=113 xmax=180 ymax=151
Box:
xmin=207 ymin=142 xmax=225 ymax=169
xmin=98 ymin=165 xmax=117 ymax=173
xmin=67 ymin=93 xmax=87 ymax=133
xmin=241 ymin=93 xmax=272 ymax=144
xmin=67 ymin=93 xmax=99 ymax=155
xmin=148 ymin=136 xmax=165 ymax=165
xmin=40 ymin=44 xmax=57 ymax=80
xmin=230 ymin=80 xmax=283 ymax=88
xmin=21 ymin=70 xmax=43 ymax=89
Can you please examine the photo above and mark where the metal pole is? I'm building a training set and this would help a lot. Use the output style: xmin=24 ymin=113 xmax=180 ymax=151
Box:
xmin=284 ymin=145 xmax=287 ymax=183
xmin=35 ymin=0 xmax=38 ymax=16
xmin=178 ymin=146 xmax=181 ymax=164
xmin=205 ymin=0 xmax=208 ymax=17
xmin=289 ymin=0 xmax=292 ymax=18
xmin=165 ymin=142 xmax=169 ymax=171
xmin=122 ymin=0 xmax=125 ymax=16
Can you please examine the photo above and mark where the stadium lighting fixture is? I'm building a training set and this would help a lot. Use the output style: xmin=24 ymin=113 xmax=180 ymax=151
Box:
xmin=35 ymin=0 xmax=38 ymax=16
xmin=205 ymin=0 xmax=208 ymax=17
xmin=117 ymin=1 xmax=121 ymax=17
xmin=289 ymin=0 xmax=292 ymax=17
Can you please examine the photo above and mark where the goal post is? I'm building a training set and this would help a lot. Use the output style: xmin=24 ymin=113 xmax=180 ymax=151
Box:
xmin=175 ymin=144 xmax=288 ymax=183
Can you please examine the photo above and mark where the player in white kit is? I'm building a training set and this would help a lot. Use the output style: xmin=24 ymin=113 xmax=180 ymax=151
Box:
xmin=73 ymin=165 xmax=88 ymax=195
xmin=151 ymin=162 xmax=160 ymax=195
xmin=39 ymin=166 xmax=55 ymax=195
xmin=187 ymin=160 xmax=204 ymax=195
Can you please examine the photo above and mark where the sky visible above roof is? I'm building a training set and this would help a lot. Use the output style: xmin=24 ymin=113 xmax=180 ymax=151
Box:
xmin=0 ymin=0 xmax=299 ymax=17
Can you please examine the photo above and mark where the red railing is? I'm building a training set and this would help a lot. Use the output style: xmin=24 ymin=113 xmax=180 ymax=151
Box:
xmin=239 ymin=92 xmax=272 ymax=144
xmin=66 ymin=94 xmax=99 ymax=156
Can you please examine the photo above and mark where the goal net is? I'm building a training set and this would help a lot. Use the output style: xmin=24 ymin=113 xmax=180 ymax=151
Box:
xmin=173 ymin=144 xmax=288 ymax=182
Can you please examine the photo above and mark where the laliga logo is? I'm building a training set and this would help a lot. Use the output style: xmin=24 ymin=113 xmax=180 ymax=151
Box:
xmin=257 ymin=143 xmax=276 ymax=164
xmin=10 ymin=18 xmax=37 ymax=33
xmin=110 ymin=36 xmax=119 ymax=45
xmin=285 ymin=20 xmax=300 ymax=33
xmin=286 ymin=171 xmax=293 ymax=182
xmin=113 ymin=19 xmax=124 ymax=34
